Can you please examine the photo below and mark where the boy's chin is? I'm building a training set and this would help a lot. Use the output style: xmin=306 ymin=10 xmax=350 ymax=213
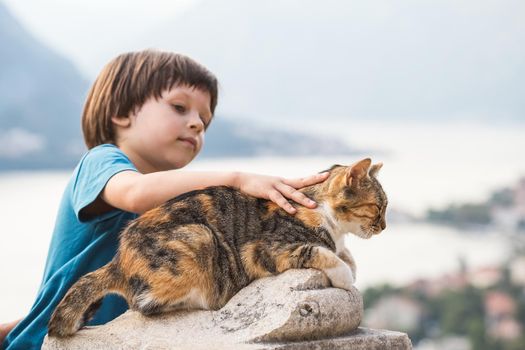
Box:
xmin=166 ymin=154 xmax=198 ymax=170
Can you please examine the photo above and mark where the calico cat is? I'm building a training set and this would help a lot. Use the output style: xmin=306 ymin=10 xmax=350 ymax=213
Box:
xmin=48 ymin=158 xmax=387 ymax=337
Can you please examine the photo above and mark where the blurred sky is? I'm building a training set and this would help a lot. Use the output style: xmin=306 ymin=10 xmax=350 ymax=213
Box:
xmin=3 ymin=0 xmax=198 ymax=75
xmin=3 ymin=0 xmax=524 ymax=122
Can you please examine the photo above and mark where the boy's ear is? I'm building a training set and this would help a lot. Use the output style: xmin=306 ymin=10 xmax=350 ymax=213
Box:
xmin=111 ymin=116 xmax=131 ymax=128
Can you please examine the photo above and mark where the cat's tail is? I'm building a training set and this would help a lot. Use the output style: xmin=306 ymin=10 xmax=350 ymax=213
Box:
xmin=48 ymin=262 xmax=125 ymax=337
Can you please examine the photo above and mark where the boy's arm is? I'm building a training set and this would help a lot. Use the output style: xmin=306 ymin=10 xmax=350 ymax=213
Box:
xmin=101 ymin=170 xmax=329 ymax=215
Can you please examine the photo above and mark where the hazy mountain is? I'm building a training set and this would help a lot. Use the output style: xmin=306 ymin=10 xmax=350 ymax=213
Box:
xmin=199 ymin=117 xmax=358 ymax=158
xmin=135 ymin=0 xmax=524 ymax=123
xmin=0 ymin=2 xmax=356 ymax=170
xmin=0 ymin=1 xmax=88 ymax=169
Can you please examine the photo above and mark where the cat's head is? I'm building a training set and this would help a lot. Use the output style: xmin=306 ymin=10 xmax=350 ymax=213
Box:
xmin=320 ymin=158 xmax=387 ymax=239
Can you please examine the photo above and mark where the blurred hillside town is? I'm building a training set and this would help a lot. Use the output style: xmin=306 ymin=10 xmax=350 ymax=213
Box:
xmin=363 ymin=247 xmax=525 ymax=350
xmin=364 ymin=176 xmax=525 ymax=349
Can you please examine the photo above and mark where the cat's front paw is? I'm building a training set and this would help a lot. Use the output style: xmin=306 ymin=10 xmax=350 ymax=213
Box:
xmin=323 ymin=263 xmax=354 ymax=291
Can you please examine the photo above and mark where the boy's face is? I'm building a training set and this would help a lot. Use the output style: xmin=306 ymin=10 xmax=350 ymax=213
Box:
xmin=117 ymin=84 xmax=212 ymax=173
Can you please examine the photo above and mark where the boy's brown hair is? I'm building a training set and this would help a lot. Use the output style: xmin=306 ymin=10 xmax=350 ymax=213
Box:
xmin=82 ymin=49 xmax=219 ymax=149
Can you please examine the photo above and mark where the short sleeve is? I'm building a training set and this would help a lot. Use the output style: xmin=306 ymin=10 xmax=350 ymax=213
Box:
xmin=71 ymin=144 xmax=138 ymax=222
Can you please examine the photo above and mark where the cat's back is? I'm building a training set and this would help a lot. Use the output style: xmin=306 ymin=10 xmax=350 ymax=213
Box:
xmin=122 ymin=186 xmax=260 ymax=236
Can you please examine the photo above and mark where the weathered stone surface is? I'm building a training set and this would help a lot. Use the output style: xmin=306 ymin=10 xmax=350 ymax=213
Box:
xmin=267 ymin=328 xmax=413 ymax=350
xmin=43 ymin=269 xmax=411 ymax=350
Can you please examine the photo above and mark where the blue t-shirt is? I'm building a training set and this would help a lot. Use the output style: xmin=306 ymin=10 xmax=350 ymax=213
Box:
xmin=4 ymin=144 xmax=139 ymax=350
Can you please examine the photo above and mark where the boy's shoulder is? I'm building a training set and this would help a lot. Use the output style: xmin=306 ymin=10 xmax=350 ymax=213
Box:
xmin=84 ymin=143 xmax=121 ymax=157
xmin=67 ymin=144 xmax=137 ymax=221
xmin=77 ymin=144 xmax=132 ymax=168
xmin=71 ymin=143 xmax=137 ymax=188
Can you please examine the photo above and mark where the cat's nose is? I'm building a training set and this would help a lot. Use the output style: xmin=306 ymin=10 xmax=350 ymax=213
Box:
xmin=380 ymin=221 xmax=386 ymax=230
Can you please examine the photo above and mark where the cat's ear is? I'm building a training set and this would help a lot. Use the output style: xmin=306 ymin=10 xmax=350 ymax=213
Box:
xmin=369 ymin=162 xmax=383 ymax=178
xmin=346 ymin=158 xmax=372 ymax=186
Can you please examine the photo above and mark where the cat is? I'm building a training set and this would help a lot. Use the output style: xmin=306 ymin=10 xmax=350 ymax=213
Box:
xmin=48 ymin=158 xmax=387 ymax=337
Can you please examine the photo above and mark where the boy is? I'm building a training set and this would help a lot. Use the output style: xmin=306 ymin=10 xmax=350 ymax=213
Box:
xmin=1 ymin=50 xmax=329 ymax=349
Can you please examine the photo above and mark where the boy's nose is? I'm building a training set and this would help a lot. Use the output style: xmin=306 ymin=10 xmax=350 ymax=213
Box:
xmin=188 ymin=113 xmax=204 ymax=132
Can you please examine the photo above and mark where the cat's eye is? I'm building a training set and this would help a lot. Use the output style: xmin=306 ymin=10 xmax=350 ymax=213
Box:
xmin=337 ymin=205 xmax=349 ymax=212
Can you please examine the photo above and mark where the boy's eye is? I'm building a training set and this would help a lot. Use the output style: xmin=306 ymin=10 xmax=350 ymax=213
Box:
xmin=172 ymin=103 xmax=211 ymax=129
xmin=173 ymin=105 xmax=186 ymax=113
xmin=201 ymin=117 xmax=211 ymax=129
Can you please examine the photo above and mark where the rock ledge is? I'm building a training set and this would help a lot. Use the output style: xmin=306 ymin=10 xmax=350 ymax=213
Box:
xmin=43 ymin=269 xmax=412 ymax=350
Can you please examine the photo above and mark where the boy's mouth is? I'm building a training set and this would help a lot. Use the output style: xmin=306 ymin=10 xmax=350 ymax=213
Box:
xmin=178 ymin=137 xmax=197 ymax=149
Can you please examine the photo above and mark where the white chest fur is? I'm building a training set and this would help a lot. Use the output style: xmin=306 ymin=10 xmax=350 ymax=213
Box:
xmin=316 ymin=202 xmax=362 ymax=253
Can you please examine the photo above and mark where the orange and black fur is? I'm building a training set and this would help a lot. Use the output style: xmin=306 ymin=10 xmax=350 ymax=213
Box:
xmin=48 ymin=158 xmax=387 ymax=337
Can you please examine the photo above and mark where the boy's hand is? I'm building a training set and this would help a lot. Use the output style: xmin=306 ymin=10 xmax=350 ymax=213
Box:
xmin=234 ymin=172 xmax=330 ymax=214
